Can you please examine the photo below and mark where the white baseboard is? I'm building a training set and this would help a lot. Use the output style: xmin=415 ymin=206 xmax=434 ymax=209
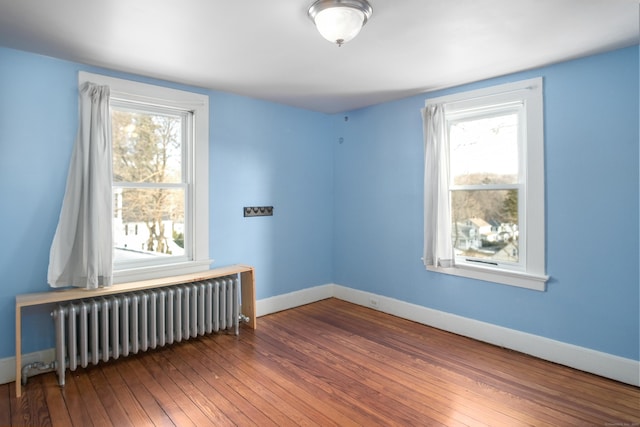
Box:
xmin=3 ymin=283 xmax=638 ymax=387
xmin=330 ymin=284 xmax=640 ymax=387
xmin=256 ymin=284 xmax=334 ymax=317
xmin=255 ymin=283 xmax=639 ymax=386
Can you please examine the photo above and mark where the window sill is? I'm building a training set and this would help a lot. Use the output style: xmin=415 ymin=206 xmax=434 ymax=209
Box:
xmin=113 ymin=259 xmax=214 ymax=284
xmin=426 ymin=263 xmax=548 ymax=291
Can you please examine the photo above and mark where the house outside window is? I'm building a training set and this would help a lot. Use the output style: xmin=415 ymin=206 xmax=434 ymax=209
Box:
xmin=79 ymin=72 xmax=211 ymax=283
xmin=424 ymin=78 xmax=548 ymax=290
xmin=449 ymin=103 xmax=522 ymax=269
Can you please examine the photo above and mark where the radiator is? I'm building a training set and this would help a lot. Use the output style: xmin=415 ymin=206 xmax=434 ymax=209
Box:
xmin=51 ymin=275 xmax=239 ymax=386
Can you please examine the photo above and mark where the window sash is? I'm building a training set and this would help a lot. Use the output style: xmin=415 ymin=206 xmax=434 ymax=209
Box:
xmin=110 ymin=102 xmax=193 ymax=270
xmin=448 ymin=105 xmax=526 ymax=272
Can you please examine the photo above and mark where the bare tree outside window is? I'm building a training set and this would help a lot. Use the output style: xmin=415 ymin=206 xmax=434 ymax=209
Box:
xmin=112 ymin=108 xmax=186 ymax=262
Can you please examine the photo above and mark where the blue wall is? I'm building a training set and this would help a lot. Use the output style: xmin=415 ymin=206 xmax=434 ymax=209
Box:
xmin=0 ymin=45 xmax=637 ymax=364
xmin=333 ymin=46 xmax=639 ymax=360
xmin=0 ymin=47 xmax=333 ymax=358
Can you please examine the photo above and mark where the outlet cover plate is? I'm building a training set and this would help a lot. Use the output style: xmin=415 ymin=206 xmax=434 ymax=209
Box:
xmin=244 ymin=206 xmax=274 ymax=217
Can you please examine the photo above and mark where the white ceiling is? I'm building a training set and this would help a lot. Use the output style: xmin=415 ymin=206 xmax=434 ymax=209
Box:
xmin=0 ymin=0 xmax=638 ymax=113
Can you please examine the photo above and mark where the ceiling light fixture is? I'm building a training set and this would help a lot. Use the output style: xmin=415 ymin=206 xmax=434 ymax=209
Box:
xmin=308 ymin=0 xmax=373 ymax=47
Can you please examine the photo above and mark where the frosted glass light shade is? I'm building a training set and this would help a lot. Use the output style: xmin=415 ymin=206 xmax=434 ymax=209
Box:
xmin=314 ymin=7 xmax=364 ymax=45
xmin=308 ymin=0 xmax=372 ymax=46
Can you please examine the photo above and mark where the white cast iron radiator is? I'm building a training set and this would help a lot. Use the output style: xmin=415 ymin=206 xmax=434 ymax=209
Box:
xmin=51 ymin=275 xmax=239 ymax=386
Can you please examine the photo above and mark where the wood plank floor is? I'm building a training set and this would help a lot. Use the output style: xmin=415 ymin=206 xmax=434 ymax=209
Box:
xmin=3 ymin=298 xmax=639 ymax=426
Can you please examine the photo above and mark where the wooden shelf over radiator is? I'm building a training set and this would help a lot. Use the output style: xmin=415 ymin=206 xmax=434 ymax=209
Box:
xmin=14 ymin=264 xmax=256 ymax=398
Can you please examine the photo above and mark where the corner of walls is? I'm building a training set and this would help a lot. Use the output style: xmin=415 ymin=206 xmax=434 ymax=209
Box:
xmin=209 ymin=97 xmax=334 ymax=301
xmin=256 ymin=283 xmax=335 ymax=317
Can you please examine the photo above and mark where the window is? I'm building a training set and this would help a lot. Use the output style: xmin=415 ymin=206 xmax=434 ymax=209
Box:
xmin=80 ymin=72 xmax=210 ymax=283
xmin=423 ymin=78 xmax=548 ymax=290
xmin=111 ymin=104 xmax=188 ymax=265
xmin=449 ymin=105 xmax=521 ymax=268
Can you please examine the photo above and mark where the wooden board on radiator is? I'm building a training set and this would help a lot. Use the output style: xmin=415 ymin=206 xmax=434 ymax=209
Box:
xmin=14 ymin=264 xmax=255 ymax=398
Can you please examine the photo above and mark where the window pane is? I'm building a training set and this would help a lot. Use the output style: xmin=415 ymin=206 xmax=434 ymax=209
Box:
xmin=450 ymin=113 xmax=518 ymax=185
xmin=451 ymin=189 xmax=519 ymax=263
xmin=112 ymin=109 xmax=182 ymax=184
xmin=113 ymin=188 xmax=185 ymax=263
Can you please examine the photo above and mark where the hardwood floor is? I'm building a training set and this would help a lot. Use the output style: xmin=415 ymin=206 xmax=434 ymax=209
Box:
xmin=3 ymin=298 xmax=639 ymax=426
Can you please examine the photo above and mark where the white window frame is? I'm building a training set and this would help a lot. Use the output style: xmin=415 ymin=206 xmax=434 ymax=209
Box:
xmin=80 ymin=71 xmax=211 ymax=283
xmin=425 ymin=78 xmax=548 ymax=291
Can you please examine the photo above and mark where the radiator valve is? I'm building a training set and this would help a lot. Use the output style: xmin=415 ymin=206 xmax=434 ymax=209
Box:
xmin=21 ymin=361 xmax=56 ymax=385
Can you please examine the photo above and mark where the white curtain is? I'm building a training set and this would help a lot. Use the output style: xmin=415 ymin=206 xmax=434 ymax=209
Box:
xmin=422 ymin=104 xmax=454 ymax=268
xmin=48 ymin=82 xmax=113 ymax=289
